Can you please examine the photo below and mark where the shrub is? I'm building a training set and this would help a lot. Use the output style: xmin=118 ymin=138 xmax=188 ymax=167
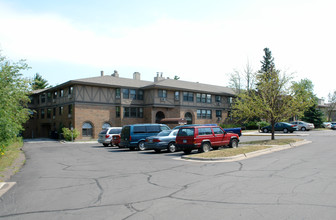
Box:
xmin=257 ymin=121 xmax=270 ymax=128
xmin=62 ymin=128 xmax=79 ymax=141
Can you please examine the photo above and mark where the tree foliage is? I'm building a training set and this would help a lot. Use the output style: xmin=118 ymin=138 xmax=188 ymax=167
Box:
xmin=228 ymin=61 xmax=256 ymax=94
xmin=31 ymin=73 xmax=49 ymax=90
xmin=301 ymin=104 xmax=324 ymax=128
xmin=233 ymin=69 xmax=313 ymax=140
xmin=0 ymin=53 xmax=31 ymax=147
xmin=260 ymin=47 xmax=275 ymax=72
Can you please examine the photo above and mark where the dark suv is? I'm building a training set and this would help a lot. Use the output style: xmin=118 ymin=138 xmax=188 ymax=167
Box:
xmin=176 ymin=125 xmax=239 ymax=154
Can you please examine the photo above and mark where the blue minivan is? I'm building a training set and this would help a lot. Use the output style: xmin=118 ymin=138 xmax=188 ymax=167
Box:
xmin=119 ymin=124 xmax=170 ymax=150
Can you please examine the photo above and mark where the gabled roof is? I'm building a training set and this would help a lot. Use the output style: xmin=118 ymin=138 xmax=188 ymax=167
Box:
xmin=31 ymin=75 xmax=236 ymax=96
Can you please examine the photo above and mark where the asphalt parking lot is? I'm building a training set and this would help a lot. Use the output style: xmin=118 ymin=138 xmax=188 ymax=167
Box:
xmin=1 ymin=130 xmax=336 ymax=219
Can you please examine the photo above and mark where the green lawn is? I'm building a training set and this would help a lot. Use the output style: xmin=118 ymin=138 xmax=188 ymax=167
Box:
xmin=0 ymin=140 xmax=24 ymax=179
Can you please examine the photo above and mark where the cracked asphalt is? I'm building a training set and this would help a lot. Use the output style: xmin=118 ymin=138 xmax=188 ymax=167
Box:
xmin=0 ymin=130 xmax=336 ymax=219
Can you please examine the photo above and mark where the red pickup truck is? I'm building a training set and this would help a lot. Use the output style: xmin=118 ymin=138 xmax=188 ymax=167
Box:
xmin=176 ymin=125 xmax=239 ymax=154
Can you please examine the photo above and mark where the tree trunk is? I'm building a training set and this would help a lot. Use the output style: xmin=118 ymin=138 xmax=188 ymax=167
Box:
xmin=271 ymin=120 xmax=275 ymax=140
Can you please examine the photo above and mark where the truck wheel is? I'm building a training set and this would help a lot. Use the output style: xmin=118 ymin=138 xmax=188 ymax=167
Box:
xmin=229 ymin=139 xmax=238 ymax=148
xmin=167 ymin=142 xmax=176 ymax=153
xmin=200 ymin=142 xmax=211 ymax=153
xmin=183 ymin=149 xmax=192 ymax=154
xmin=138 ymin=141 xmax=145 ymax=151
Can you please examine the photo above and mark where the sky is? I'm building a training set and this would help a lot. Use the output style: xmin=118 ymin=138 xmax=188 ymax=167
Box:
xmin=0 ymin=0 xmax=335 ymax=100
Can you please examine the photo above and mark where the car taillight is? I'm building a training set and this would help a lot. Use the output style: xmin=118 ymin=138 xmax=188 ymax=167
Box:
xmin=129 ymin=136 xmax=131 ymax=141
xmin=105 ymin=135 xmax=110 ymax=138
xmin=153 ymin=139 xmax=161 ymax=143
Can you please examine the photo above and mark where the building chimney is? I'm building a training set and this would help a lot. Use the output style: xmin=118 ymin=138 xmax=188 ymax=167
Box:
xmin=154 ymin=72 xmax=165 ymax=82
xmin=112 ymin=70 xmax=119 ymax=77
xmin=101 ymin=71 xmax=104 ymax=76
xmin=133 ymin=72 xmax=141 ymax=80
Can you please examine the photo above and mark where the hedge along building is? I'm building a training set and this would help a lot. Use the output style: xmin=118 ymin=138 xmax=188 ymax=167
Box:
xmin=24 ymin=71 xmax=236 ymax=140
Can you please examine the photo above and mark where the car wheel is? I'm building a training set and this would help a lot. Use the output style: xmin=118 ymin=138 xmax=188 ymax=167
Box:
xmin=154 ymin=149 xmax=161 ymax=153
xmin=301 ymin=127 xmax=306 ymax=131
xmin=167 ymin=142 xmax=176 ymax=153
xmin=138 ymin=141 xmax=145 ymax=151
xmin=229 ymin=139 xmax=238 ymax=148
xmin=263 ymin=128 xmax=268 ymax=133
xmin=103 ymin=144 xmax=109 ymax=147
xmin=200 ymin=142 xmax=211 ymax=153
xmin=283 ymin=128 xmax=288 ymax=133
xmin=183 ymin=149 xmax=192 ymax=154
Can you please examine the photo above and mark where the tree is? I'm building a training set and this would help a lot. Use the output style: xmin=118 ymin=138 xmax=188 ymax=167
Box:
xmin=233 ymin=69 xmax=313 ymax=140
xmin=301 ymin=104 xmax=324 ymax=128
xmin=0 ymin=52 xmax=31 ymax=147
xmin=174 ymin=75 xmax=180 ymax=80
xmin=31 ymin=73 xmax=49 ymax=90
xmin=228 ymin=61 xmax=256 ymax=94
xmin=260 ymin=47 xmax=275 ymax=72
xmin=327 ymin=91 xmax=336 ymax=121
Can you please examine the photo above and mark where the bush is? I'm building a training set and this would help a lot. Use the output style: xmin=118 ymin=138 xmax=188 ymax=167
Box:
xmin=62 ymin=128 xmax=79 ymax=141
xmin=0 ymin=144 xmax=5 ymax=157
xmin=220 ymin=123 xmax=241 ymax=129
xmin=257 ymin=121 xmax=270 ymax=128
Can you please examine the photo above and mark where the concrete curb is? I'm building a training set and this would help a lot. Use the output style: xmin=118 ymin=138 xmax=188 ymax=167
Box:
xmin=181 ymin=140 xmax=312 ymax=162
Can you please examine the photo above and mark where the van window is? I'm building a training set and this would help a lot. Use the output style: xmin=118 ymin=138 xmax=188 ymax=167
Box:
xmin=160 ymin=125 xmax=170 ymax=131
xmin=198 ymin=128 xmax=213 ymax=135
xmin=178 ymin=128 xmax=194 ymax=137
xmin=146 ymin=125 xmax=160 ymax=133
xmin=133 ymin=126 xmax=146 ymax=133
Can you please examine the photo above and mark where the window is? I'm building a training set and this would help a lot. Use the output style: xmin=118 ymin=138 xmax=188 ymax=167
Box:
xmin=102 ymin=123 xmax=111 ymax=129
xmin=197 ymin=109 xmax=212 ymax=119
xmin=138 ymin=90 xmax=144 ymax=100
xmin=36 ymin=109 xmax=39 ymax=119
xmin=213 ymin=127 xmax=224 ymax=135
xmin=69 ymin=86 xmax=73 ymax=95
xmin=116 ymin=88 xmax=121 ymax=98
xmin=196 ymin=93 xmax=201 ymax=102
xmin=59 ymin=106 xmax=63 ymax=115
xmin=116 ymin=106 xmax=120 ymax=117
xmin=216 ymin=110 xmax=222 ymax=118
xmin=47 ymin=108 xmax=51 ymax=118
xmin=124 ymin=107 xmax=143 ymax=118
xmin=41 ymin=109 xmax=45 ymax=118
xmin=198 ymin=128 xmax=212 ymax=135
xmin=228 ymin=97 xmax=233 ymax=104
xmin=133 ymin=126 xmax=146 ymax=133
xmin=68 ymin=105 xmax=73 ymax=115
xmin=178 ymin=128 xmax=194 ymax=137
xmin=53 ymin=91 xmax=58 ymax=99
xmin=183 ymin=92 xmax=194 ymax=102
xmin=53 ymin=108 xmax=56 ymax=118
xmin=47 ymin=92 xmax=52 ymax=102
xmin=60 ymin=89 xmax=64 ymax=97
xmin=215 ymin=95 xmax=221 ymax=103
xmin=207 ymin=94 xmax=212 ymax=103
xmin=123 ymin=89 xmax=129 ymax=99
xmin=174 ymin=91 xmax=180 ymax=100
xmin=158 ymin=90 xmax=167 ymax=98
xmin=41 ymin=93 xmax=46 ymax=103
xmin=82 ymin=122 xmax=93 ymax=137
xmin=130 ymin=89 xmax=136 ymax=99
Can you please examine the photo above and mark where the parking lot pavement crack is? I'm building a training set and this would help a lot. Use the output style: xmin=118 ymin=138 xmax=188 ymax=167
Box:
xmin=92 ymin=178 xmax=104 ymax=205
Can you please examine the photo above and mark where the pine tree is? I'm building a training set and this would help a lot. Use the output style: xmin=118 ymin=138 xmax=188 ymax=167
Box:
xmin=31 ymin=73 xmax=49 ymax=90
xmin=260 ymin=48 xmax=275 ymax=72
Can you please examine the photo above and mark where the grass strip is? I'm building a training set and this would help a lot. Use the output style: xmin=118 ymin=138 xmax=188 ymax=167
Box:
xmin=0 ymin=141 xmax=23 ymax=175
xmin=240 ymin=138 xmax=302 ymax=146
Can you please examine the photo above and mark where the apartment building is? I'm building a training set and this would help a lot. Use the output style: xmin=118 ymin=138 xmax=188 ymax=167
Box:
xmin=24 ymin=71 xmax=236 ymax=140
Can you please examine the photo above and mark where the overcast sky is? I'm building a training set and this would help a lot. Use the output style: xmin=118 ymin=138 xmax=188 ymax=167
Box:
xmin=0 ymin=0 xmax=335 ymax=100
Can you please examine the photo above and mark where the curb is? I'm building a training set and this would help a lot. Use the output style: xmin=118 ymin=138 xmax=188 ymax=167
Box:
xmin=181 ymin=140 xmax=312 ymax=162
xmin=0 ymin=182 xmax=16 ymax=198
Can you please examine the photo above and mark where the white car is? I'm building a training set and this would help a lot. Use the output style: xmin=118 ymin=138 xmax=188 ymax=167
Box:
xmin=98 ymin=127 xmax=122 ymax=147
xmin=322 ymin=122 xmax=332 ymax=129
xmin=290 ymin=121 xmax=314 ymax=131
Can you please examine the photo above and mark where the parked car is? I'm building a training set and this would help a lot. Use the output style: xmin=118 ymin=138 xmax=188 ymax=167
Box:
xmin=174 ymin=124 xmax=242 ymax=136
xmin=98 ymin=127 xmax=122 ymax=147
xmin=112 ymin=134 xmax=121 ymax=147
xmin=119 ymin=124 xmax=170 ymax=150
xmin=144 ymin=129 xmax=179 ymax=153
xmin=290 ymin=121 xmax=314 ymax=131
xmin=261 ymin=122 xmax=297 ymax=133
xmin=322 ymin=122 xmax=332 ymax=129
xmin=176 ymin=125 xmax=240 ymax=154
xmin=331 ymin=122 xmax=336 ymax=130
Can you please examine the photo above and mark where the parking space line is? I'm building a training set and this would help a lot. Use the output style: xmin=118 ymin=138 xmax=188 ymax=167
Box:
xmin=0 ymin=182 xmax=16 ymax=198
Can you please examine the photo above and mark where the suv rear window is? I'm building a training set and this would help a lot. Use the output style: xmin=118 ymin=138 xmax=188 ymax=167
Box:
xmin=99 ymin=129 xmax=108 ymax=134
xmin=178 ymin=128 xmax=194 ymax=137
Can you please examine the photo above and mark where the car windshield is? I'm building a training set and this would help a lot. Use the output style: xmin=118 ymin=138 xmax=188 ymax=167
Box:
xmin=157 ymin=130 xmax=172 ymax=136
